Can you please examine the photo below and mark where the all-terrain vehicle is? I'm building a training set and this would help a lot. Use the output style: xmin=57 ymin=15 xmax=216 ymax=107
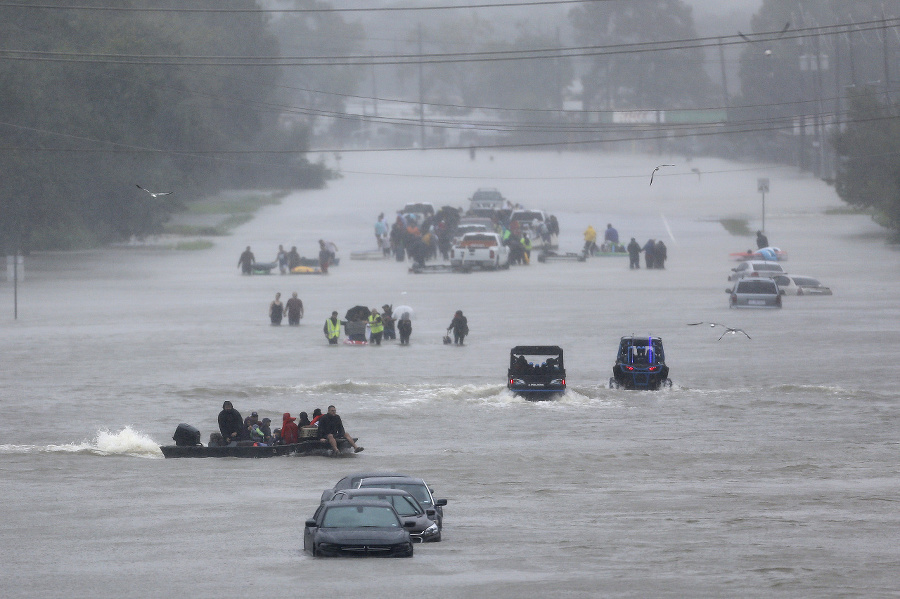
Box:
xmin=507 ymin=346 xmax=566 ymax=400
xmin=609 ymin=336 xmax=671 ymax=390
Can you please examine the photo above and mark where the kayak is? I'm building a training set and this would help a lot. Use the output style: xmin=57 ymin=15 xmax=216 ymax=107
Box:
xmin=290 ymin=265 xmax=322 ymax=274
xmin=160 ymin=438 xmax=356 ymax=458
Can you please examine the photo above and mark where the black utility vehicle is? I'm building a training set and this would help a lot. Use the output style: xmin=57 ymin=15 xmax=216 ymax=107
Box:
xmin=610 ymin=336 xmax=671 ymax=390
xmin=507 ymin=345 xmax=566 ymax=399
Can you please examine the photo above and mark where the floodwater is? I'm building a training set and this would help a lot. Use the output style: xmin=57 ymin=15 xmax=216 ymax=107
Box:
xmin=1 ymin=150 xmax=898 ymax=598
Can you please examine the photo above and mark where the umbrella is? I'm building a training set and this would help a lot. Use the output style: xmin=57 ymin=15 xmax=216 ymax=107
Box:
xmin=393 ymin=305 xmax=414 ymax=320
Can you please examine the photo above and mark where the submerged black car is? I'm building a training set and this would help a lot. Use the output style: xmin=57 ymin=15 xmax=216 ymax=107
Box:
xmin=507 ymin=345 xmax=566 ymax=399
xmin=304 ymin=500 xmax=415 ymax=558
xmin=329 ymin=488 xmax=441 ymax=542
xmin=610 ymin=336 xmax=671 ymax=390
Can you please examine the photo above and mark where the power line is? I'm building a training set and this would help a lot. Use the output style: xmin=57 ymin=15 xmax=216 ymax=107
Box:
xmin=1 ymin=19 xmax=896 ymax=66
xmin=0 ymin=0 xmax=609 ymax=13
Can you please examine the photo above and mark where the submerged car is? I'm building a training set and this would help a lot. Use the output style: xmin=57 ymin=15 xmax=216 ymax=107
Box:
xmin=304 ymin=500 xmax=415 ymax=557
xmin=329 ymin=488 xmax=441 ymax=542
xmin=356 ymin=476 xmax=448 ymax=531
xmin=728 ymin=260 xmax=785 ymax=281
xmin=507 ymin=345 xmax=566 ymax=399
xmin=772 ymin=274 xmax=832 ymax=296
xmin=727 ymin=278 xmax=782 ymax=308
xmin=610 ymin=336 xmax=671 ymax=390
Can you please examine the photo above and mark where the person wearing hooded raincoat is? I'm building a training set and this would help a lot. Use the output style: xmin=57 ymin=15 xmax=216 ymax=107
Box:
xmin=281 ymin=413 xmax=299 ymax=445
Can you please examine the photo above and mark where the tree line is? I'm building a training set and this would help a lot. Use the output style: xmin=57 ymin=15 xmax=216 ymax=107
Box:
xmin=0 ymin=2 xmax=325 ymax=252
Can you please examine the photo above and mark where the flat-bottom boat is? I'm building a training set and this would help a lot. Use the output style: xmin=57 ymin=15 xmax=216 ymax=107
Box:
xmin=160 ymin=438 xmax=356 ymax=458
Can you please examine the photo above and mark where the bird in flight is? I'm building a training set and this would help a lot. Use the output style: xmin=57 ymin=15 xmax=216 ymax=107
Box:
xmin=687 ymin=322 xmax=751 ymax=340
xmin=136 ymin=184 xmax=173 ymax=198
xmin=650 ymin=164 xmax=675 ymax=186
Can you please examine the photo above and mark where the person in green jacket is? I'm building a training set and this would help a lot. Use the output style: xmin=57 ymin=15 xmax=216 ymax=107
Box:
xmin=323 ymin=311 xmax=341 ymax=344
xmin=368 ymin=308 xmax=384 ymax=345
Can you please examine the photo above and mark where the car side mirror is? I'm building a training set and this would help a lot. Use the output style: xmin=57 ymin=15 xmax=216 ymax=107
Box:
xmin=305 ymin=519 xmax=317 ymax=528
xmin=425 ymin=509 xmax=436 ymax=517
xmin=780 ymin=290 xmax=786 ymax=295
xmin=725 ymin=288 xmax=732 ymax=293
xmin=435 ymin=498 xmax=448 ymax=507
xmin=403 ymin=521 xmax=417 ymax=529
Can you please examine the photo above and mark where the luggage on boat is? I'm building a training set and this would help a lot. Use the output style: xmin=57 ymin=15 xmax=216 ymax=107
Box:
xmin=172 ymin=423 xmax=202 ymax=447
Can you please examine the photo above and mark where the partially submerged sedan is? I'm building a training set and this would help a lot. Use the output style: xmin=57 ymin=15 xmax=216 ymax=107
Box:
xmin=304 ymin=500 xmax=415 ymax=557
xmin=357 ymin=476 xmax=448 ymax=531
xmin=727 ymin=278 xmax=782 ymax=308
xmin=330 ymin=488 xmax=441 ymax=542
xmin=772 ymin=274 xmax=832 ymax=296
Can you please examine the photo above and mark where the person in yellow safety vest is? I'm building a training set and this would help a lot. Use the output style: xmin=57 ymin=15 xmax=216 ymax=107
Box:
xmin=583 ymin=225 xmax=598 ymax=256
xmin=521 ymin=233 xmax=532 ymax=264
xmin=368 ymin=308 xmax=384 ymax=345
xmin=323 ymin=311 xmax=341 ymax=344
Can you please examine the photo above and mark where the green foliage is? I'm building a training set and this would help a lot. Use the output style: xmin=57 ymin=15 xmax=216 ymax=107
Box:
xmin=0 ymin=2 xmax=326 ymax=253
xmin=719 ymin=218 xmax=753 ymax=237
xmin=569 ymin=0 xmax=712 ymax=110
xmin=833 ymin=92 xmax=900 ymax=235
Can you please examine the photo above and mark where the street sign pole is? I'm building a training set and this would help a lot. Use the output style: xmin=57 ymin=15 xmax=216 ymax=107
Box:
xmin=757 ymin=178 xmax=770 ymax=232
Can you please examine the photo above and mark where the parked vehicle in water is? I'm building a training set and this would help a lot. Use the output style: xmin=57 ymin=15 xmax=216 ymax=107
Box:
xmin=771 ymin=274 xmax=832 ymax=296
xmin=507 ymin=345 xmax=566 ymax=399
xmin=467 ymin=188 xmax=506 ymax=216
xmin=328 ymin=488 xmax=441 ymax=542
xmin=356 ymin=476 xmax=448 ymax=531
xmin=303 ymin=500 xmax=415 ymax=557
xmin=450 ymin=232 xmax=509 ymax=270
xmin=727 ymin=278 xmax=783 ymax=308
xmin=610 ymin=336 xmax=671 ymax=390
xmin=728 ymin=260 xmax=785 ymax=281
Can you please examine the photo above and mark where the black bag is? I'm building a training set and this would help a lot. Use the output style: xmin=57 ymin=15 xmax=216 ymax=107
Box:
xmin=443 ymin=335 xmax=452 ymax=345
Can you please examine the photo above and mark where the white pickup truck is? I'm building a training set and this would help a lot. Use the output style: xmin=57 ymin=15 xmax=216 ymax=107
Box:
xmin=450 ymin=232 xmax=510 ymax=270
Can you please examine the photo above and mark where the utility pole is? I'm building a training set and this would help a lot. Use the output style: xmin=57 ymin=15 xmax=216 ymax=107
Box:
xmin=717 ymin=38 xmax=730 ymax=110
xmin=417 ymin=22 xmax=426 ymax=149
xmin=883 ymin=13 xmax=892 ymax=103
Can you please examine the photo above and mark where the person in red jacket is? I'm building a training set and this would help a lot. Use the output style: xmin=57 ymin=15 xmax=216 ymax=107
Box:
xmin=281 ymin=413 xmax=299 ymax=445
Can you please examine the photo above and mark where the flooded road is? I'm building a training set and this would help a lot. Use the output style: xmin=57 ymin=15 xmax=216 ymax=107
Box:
xmin=2 ymin=150 xmax=898 ymax=598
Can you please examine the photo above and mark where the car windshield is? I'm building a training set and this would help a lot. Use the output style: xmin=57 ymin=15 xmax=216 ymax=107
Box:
xmin=737 ymin=280 xmax=777 ymax=293
xmin=792 ymin=277 xmax=820 ymax=286
xmin=755 ymin=263 xmax=783 ymax=271
xmin=343 ymin=493 xmax=422 ymax=516
xmin=359 ymin=482 xmax=432 ymax=507
xmin=461 ymin=234 xmax=497 ymax=245
xmin=321 ymin=505 xmax=400 ymax=528
xmin=511 ymin=211 xmax=543 ymax=221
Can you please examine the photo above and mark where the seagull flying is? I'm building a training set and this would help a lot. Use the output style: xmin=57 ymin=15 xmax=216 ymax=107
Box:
xmin=650 ymin=164 xmax=675 ymax=186
xmin=136 ymin=184 xmax=173 ymax=198
xmin=687 ymin=322 xmax=751 ymax=340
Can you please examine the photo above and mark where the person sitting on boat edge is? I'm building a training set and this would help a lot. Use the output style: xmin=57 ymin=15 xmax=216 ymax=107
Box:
xmin=281 ymin=413 xmax=299 ymax=445
xmin=309 ymin=408 xmax=323 ymax=427
xmin=218 ymin=401 xmax=244 ymax=446
xmin=317 ymin=405 xmax=363 ymax=455
xmin=297 ymin=412 xmax=311 ymax=427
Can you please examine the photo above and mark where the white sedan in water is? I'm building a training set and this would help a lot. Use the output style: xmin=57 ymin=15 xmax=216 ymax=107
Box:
xmin=772 ymin=274 xmax=833 ymax=296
